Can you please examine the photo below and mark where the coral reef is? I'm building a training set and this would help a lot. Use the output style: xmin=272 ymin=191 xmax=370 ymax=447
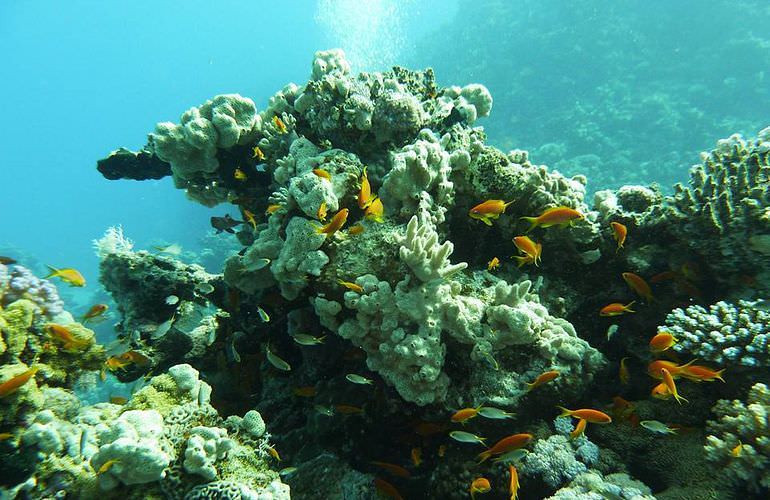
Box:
xmin=665 ymin=128 xmax=770 ymax=286
xmin=5 ymin=364 xmax=288 ymax=499
xmin=95 ymin=232 xmax=224 ymax=378
xmin=705 ymin=383 xmax=770 ymax=493
xmin=0 ymin=262 xmax=65 ymax=319
xmin=88 ymin=46 xmax=770 ymax=499
xmin=665 ymin=300 xmax=770 ymax=368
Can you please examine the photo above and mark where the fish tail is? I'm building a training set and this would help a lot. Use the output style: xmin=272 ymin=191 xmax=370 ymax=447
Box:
xmin=44 ymin=265 xmax=59 ymax=279
xmin=514 ymin=256 xmax=530 ymax=268
xmin=625 ymin=301 xmax=636 ymax=312
xmin=674 ymin=393 xmax=689 ymax=405
xmin=476 ymin=450 xmax=491 ymax=463
xmin=503 ymin=200 xmax=515 ymax=212
xmin=715 ymin=369 xmax=726 ymax=383
xmin=525 ymin=382 xmax=535 ymax=392
xmin=556 ymin=406 xmax=572 ymax=418
xmin=520 ymin=217 xmax=538 ymax=233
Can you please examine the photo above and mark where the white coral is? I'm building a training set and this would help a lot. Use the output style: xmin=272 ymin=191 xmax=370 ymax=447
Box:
xmin=398 ymin=215 xmax=467 ymax=282
xmin=93 ymin=225 xmax=133 ymax=258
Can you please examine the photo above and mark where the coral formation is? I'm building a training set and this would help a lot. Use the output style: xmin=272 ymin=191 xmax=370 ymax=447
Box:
xmin=705 ymin=383 xmax=770 ymax=492
xmin=86 ymin=46 xmax=770 ymax=499
xmin=6 ymin=364 xmax=288 ymax=498
xmin=665 ymin=300 xmax=770 ymax=367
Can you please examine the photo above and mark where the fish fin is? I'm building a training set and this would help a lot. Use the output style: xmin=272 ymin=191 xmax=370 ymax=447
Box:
xmin=625 ymin=301 xmax=636 ymax=312
xmin=476 ymin=450 xmax=491 ymax=464
xmin=520 ymin=217 xmax=538 ymax=233
xmin=44 ymin=265 xmax=59 ymax=278
xmin=480 ymin=216 xmax=493 ymax=227
xmin=556 ymin=405 xmax=572 ymax=418
xmin=503 ymin=200 xmax=515 ymax=211
xmin=525 ymin=382 xmax=535 ymax=392
xmin=715 ymin=369 xmax=726 ymax=382
xmin=513 ymin=256 xmax=530 ymax=268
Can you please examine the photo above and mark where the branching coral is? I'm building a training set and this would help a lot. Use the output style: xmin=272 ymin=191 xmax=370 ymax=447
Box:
xmin=666 ymin=299 xmax=770 ymax=368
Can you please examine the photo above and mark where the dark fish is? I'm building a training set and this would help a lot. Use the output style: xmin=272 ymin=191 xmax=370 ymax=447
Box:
xmin=210 ymin=214 xmax=243 ymax=234
xmin=0 ymin=256 xmax=17 ymax=265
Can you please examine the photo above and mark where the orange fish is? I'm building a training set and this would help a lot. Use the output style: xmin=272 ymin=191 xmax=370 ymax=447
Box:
xmin=272 ymin=115 xmax=288 ymax=134
xmin=570 ymin=418 xmax=587 ymax=439
xmin=610 ymin=222 xmax=627 ymax=252
xmin=410 ymin=447 xmax=422 ymax=467
xmin=81 ymin=304 xmax=109 ymax=324
xmin=105 ymin=356 xmax=131 ymax=372
xmin=47 ymin=324 xmax=90 ymax=350
xmin=470 ymin=477 xmax=491 ymax=499
xmin=293 ymin=386 xmax=317 ymax=397
xmin=651 ymin=382 xmax=672 ymax=400
xmin=512 ymin=236 xmax=542 ymax=267
xmin=619 ymin=357 xmax=630 ymax=385
xmin=317 ymin=202 xmax=328 ymax=222
xmin=509 ymin=464 xmax=520 ymax=500
xmin=45 ymin=266 xmax=86 ymax=287
xmin=557 ymin=407 xmax=612 ymax=424
xmin=451 ymin=406 xmax=481 ymax=424
xmin=251 ymin=145 xmax=265 ymax=160
xmin=374 ymin=477 xmax=403 ymax=500
xmin=364 ymin=196 xmax=385 ymax=223
xmin=477 ymin=433 xmax=533 ymax=463
xmin=660 ymin=367 xmax=688 ymax=404
xmin=487 ymin=257 xmax=501 ymax=271
xmin=650 ymin=270 xmax=679 ymax=283
xmin=267 ymin=446 xmax=281 ymax=461
xmin=370 ymin=461 xmax=410 ymax=478
xmin=334 ymin=404 xmax=364 ymax=415
xmin=521 ymin=206 xmax=583 ymax=232
xmin=610 ymin=396 xmax=635 ymax=420
xmin=312 ymin=168 xmax=332 ymax=181
xmin=680 ymin=365 xmax=726 ymax=383
xmin=241 ymin=209 xmax=257 ymax=231
xmin=647 ymin=359 xmax=695 ymax=380
xmin=599 ymin=301 xmax=635 ymax=317
xmin=117 ymin=351 xmax=151 ymax=367
xmin=622 ymin=272 xmax=654 ymax=303
xmin=469 ymin=200 xmax=514 ymax=226
xmin=348 ymin=224 xmax=365 ymax=236
xmin=358 ymin=167 xmax=376 ymax=209
xmin=316 ymin=208 xmax=349 ymax=237
xmin=265 ymin=204 xmax=282 ymax=215
xmin=338 ymin=279 xmax=363 ymax=293
xmin=0 ymin=367 xmax=39 ymax=398
xmin=649 ymin=332 xmax=677 ymax=353
xmin=526 ymin=370 xmax=559 ymax=391
xmin=0 ymin=432 xmax=15 ymax=441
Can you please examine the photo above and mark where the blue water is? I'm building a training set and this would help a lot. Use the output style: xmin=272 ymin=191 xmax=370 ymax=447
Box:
xmin=2 ymin=0 xmax=767 ymax=301
xmin=0 ymin=1 xmax=451 ymax=300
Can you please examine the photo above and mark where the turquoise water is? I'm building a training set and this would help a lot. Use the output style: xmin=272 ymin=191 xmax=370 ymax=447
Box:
xmin=2 ymin=1 xmax=769 ymax=498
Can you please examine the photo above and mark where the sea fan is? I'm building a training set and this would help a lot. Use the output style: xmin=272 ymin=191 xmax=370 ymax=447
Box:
xmin=93 ymin=225 xmax=134 ymax=258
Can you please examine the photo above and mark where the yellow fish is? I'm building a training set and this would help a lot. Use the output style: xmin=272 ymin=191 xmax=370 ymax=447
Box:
xmin=364 ymin=197 xmax=384 ymax=223
xmin=313 ymin=168 xmax=332 ymax=181
xmin=487 ymin=257 xmax=500 ymax=271
xmin=338 ymin=279 xmax=363 ymax=293
xmin=45 ymin=266 xmax=86 ymax=287
xmin=234 ymin=168 xmax=247 ymax=181
xmin=251 ymin=145 xmax=266 ymax=160
xmin=317 ymin=202 xmax=328 ymax=222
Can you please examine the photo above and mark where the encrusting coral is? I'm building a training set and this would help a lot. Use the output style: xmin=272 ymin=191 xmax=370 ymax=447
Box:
xmin=5 ymin=363 xmax=288 ymax=499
